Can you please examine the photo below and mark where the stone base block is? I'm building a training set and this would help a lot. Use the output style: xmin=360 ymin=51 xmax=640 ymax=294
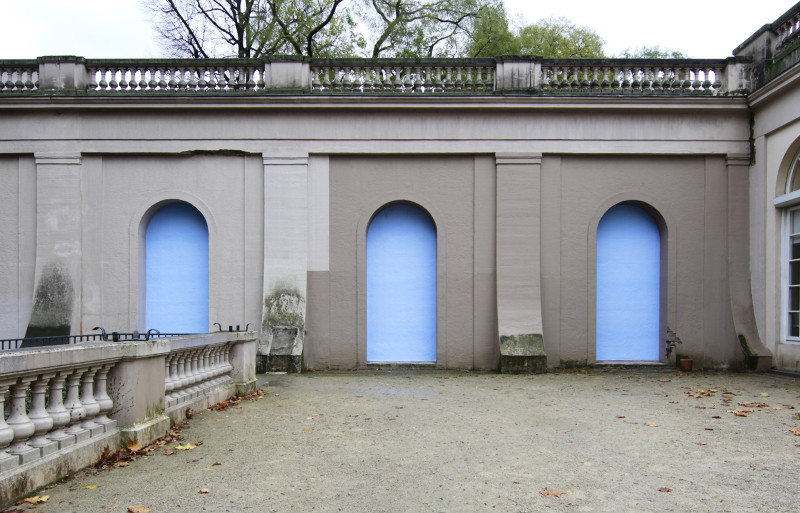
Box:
xmin=745 ymin=354 xmax=772 ymax=372
xmin=500 ymin=354 xmax=548 ymax=374
xmin=67 ymin=429 xmax=90 ymax=444
xmin=119 ymin=415 xmax=171 ymax=447
xmin=235 ymin=378 xmax=258 ymax=396
xmin=0 ymin=453 xmax=19 ymax=473
xmin=97 ymin=419 xmax=117 ymax=433
xmin=87 ymin=425 xmax=105 ymax=437
xmin=499 ymin=333 xmax=547 ymax=374
xmin=266 ymin=354 xmax=302 ymax=373
xmin=7 ymin=446 xmax=39 ymax=465
xmin=49 ymin=434 xmax=75 ymax=450
xmin=30 ymin=440 xmax=59 ymax=458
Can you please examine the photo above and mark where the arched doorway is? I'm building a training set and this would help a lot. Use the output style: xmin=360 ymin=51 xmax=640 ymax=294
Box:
xmin=596 ymin=204 xmax=661 ymax=361
xmin=145 ymin=202 xmax=209 ymax=333
xmin=367 ymin=204 xmax=437 ymax=362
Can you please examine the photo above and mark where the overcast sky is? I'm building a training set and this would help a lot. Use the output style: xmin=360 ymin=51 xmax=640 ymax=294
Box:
xmin=0 ymin=0 xmax=795 ymax=59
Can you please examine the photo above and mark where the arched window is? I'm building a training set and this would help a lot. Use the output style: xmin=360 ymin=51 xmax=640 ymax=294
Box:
xmin=145 ymin=203 xmax=209 ymax=333
xmin=366 ymin=204 xmax=437 ymax=362
xmin=596 ymin=204 xmax=661 ymax=361
xmin=780 ymin=155 xmax=800 ymax=340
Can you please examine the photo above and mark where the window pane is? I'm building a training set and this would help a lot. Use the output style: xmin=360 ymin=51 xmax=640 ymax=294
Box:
xmin=793 ymin=237 xmax=800 ymax=260
xmin=792 ymin=287 xmax=800 ymax=311
xmin=791 ymin=312 xmax=800 ymax=338
xmin=792 ymin=262 xmax=800 ymax=284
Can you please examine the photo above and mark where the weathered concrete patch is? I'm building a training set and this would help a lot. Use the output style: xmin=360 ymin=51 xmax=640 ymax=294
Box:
xmin=24 ymin=262 xmax=73 ymax=338
xmin=499 ymin=333 xmax=546 ymax=374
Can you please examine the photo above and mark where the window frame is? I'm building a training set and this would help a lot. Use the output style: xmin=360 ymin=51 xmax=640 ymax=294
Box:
xmin=780 ymin=156 xmax=800 ymax=344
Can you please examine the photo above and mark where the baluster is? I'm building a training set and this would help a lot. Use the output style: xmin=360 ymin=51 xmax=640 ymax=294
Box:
xmin=164 ymin=353 xmax=175 ymax=400
xmin=63 ymin=368 xmax=90 ymax=442
xmin=175 ymin=351 xmax=189 ymax=401
xmin=321 ymin=67 xmax=331 ymax=91
xmin=158 ymin=67 xmax=168 ymax=89
xmin=79 ymin=367 xmax=102 ymax=435
xmin=243 ymin=66 xmax=253 ymax=90
xmin=330 ymin=67 xmax=341 ymax=91
xmin=201 ymin=347 xmax=212 ymax=383
xmin=166 ymin=68 xmax=177 ymax=90
xmin=311 ymin=67 xmax=322 ymax=90
xmin=118 ymin=68 xmax=128 ymax=90
xmin=387 ymin=67 xmax=397 ymax=90
xmin=99 ymin=69 xmax=109 ymax=91
xmin=178 ymin=67 xmax=189 ymax=90
xmin=0 ymin=379 xmax=19 ymax=471
xmin=87 ymin=67 xmax=98 ymax=91
xmin=166 ymin=353 xmax=180 ymax=406
xmin=701 ymin=68 xmax=712 ymax=93
xmin=620 ymin=67 xmax=631 ymax=92
xmin=5 ymin=376 xmax=39 ymax=463
xmin=444 ymin=66 xmax=454 ymax=90
xmin=45 ymin=371 xmax=73 ymax=448
xmin=147 ymin=68 xmax=157 ymax=90
xmin=223 ymin=344 xmax=234 ymax=374
xmin=93 ymin=363 xmax=115 ymax=430
xmin=108 ymin=68 xmax=119 ymax=90
xmin=26 ymin=373 xmax=58 ymax=456
xmin=712 ymin=67 xmax=723 ymax=93
xmin=631 ymin=67 xmax=641 ymax=92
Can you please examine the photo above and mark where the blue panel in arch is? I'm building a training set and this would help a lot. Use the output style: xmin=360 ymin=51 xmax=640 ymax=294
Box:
xmin=596 ymin=204 xmax=660 ymax=361
xmin=367 ymin=204 xmax=437 ymax=362
xmin=146 ymin=203 xmax=209 ymax=333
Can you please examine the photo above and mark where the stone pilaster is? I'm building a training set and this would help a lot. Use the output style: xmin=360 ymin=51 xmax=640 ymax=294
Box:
xmin=496 ymin=153 xmax=546 ymax=373
xmin=26 ymin=153 xmax=83 ymax=338
xmin=260 ymin=155 xmax=309 ymax=372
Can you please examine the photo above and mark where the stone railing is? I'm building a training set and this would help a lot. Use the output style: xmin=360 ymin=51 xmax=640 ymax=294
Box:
xmin=0 ymin=56 xmax=753 ymax=97
xmin=309 ymin=59 xmax=496 ymax=93
xmin=0 ymin=332 xmax=256 ymax=507
xmin=538 ymin=60 xmax=727 ymax=95
xmin=775 ymin=3 xmax=800 ymax=51
xmin=86 ymin=59 xmax=267 ymax=92
xmin=0 ymin=60 xmax=39 ymax=92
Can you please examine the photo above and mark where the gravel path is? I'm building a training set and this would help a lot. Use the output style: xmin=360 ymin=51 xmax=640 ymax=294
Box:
xmin=13 ymin=370 xmax=800 ymax=513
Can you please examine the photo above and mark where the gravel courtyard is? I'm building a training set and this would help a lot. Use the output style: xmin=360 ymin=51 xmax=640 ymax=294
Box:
xmin=13 ymin=370 xmax=800 ymax=513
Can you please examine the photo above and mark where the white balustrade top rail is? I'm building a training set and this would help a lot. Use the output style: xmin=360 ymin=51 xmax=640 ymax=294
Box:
xmin=0 ymin=57 xmax=751 ymax=97
xmin=775 ymin=3 xmax=800 ymax=51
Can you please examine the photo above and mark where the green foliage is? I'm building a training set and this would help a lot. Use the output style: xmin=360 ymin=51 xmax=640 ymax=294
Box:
xmin=468 ymin=14 xmax=605 ymax=58
xmin=516 ymin=17 xmax=605 ymax=58
xmin=617 ymin=45 xmax=689 ymax=59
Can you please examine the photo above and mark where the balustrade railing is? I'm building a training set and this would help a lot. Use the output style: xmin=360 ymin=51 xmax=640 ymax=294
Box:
xmin=310 ymin=60 xmax=496 ymax=93
xmin=775 ymin=4 xmax=800 ymax=50
xmin=1 ymin=361 xmax=118 ymax=472
xmin=0 ymin=57 xmax=751 ymax=97
xmin=86 ymin=59 xmax=266 ymax=92
xmin=0 ymin=61 xmax=38 ymax=93
xmin=163 ymin=343 xmax=234 ymax=409
xmin=539 ymin=61 xmax=726 ymax=95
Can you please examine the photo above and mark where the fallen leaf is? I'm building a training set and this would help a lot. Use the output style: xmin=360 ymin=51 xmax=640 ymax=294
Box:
xmin=186 ymin=408 xmax=194 ymax=419
xmin=728 ymin=409 xmax=754 ymax=417
xmin=761 ymin=392 xmax=770 ymax=397
xmin=164 ymin=449 xmax=175 ymax=456
xmin=303 ymin=428 xmax=314 ymax=432
xmin=22 ymin=496 xmax=49 ymax=505
xmin=82 ymin=485 xmax=99 ymax=490
xmin=539 ymin=488 xmax=565 ymax=498
xmin=784 ymin=404 xmax=795 ymax=409
xmin=198 ymin=488 xmax=210 ymax=494
xmin=127 ymin=507 xmax=152 ymax=513
xmin=195 ymin=441 xmax=204 ymax=446
xmin=212 ymin=462 xmax=222 ymax=466
xmin=695 ymin=442 xmax=707 ymax=445
xmin=738 ymin=402 xmax=768 ymax=408
xmin=658 ymin=487 xmax=673 ymax=492
xmin=126 ymin=440 xmax=142 ymax=452
xmin=347 ymin=414 xmax=359 ymax=418
xmin=616 ymin=416 xmax=626 ymax=419
xmin=113 ymin=461 xmax=129 ymax=468
xmin=793 ymin=413 xmax=800 ymax=420
xmin=789 ymin=428 xmax=800 ymax=436
xmin=175 ymin=443 xmax=196 ymax=450
xmin=645 ymin=422 xmax=658 ymax=427
xmin=104 ymin=506 xmax=118 ymax=510
xmin=395 ymin=406 xmax=404 ymax=410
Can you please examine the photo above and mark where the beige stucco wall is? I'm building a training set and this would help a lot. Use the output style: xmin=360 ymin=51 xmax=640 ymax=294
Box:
xmin=305 ymin=155 xmax=498 ymax=370
xmin=750 ymin=64 xmax=800 ymax=370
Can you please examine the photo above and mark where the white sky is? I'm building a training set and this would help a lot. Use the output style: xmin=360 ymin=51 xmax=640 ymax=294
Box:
xmin=0 ymin=0 xmax=796 ymax=59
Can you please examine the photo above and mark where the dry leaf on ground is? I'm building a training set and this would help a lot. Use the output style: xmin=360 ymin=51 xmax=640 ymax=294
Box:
xmin=126 ymin=440 xmax=142 ymax=452
xmin=789 ymin=428 xmax=800 ymax=436
xmin=82 ymin=485 xmax=98 ymax=490
xmin=23 ymin=496 xmax=49 ymax=505
xmin=645 ymin=422 xmax=658 ymax=427
xmin=175 ymin=443 xmax=196 ymax=450
xmin=212 ymin=462 xmax=222 ymax=466
xmin=347 ymin=414 xmax=359 ymax=417
xmin=127 ymin=507 xmax=152 ymax=513
xmin=658 ymin=487 xmax=673 ymax=492
xmin=198 ymin=488 xmax=210 ymax=494
xmin=539 ymin=488 xmax=566 ymax=498
xmin=728 ymin=409 xmax=754 ymax=417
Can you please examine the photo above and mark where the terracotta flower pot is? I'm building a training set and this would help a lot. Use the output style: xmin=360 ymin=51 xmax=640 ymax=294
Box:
xmin=679 ymin=359 xmax=693 ymax=372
